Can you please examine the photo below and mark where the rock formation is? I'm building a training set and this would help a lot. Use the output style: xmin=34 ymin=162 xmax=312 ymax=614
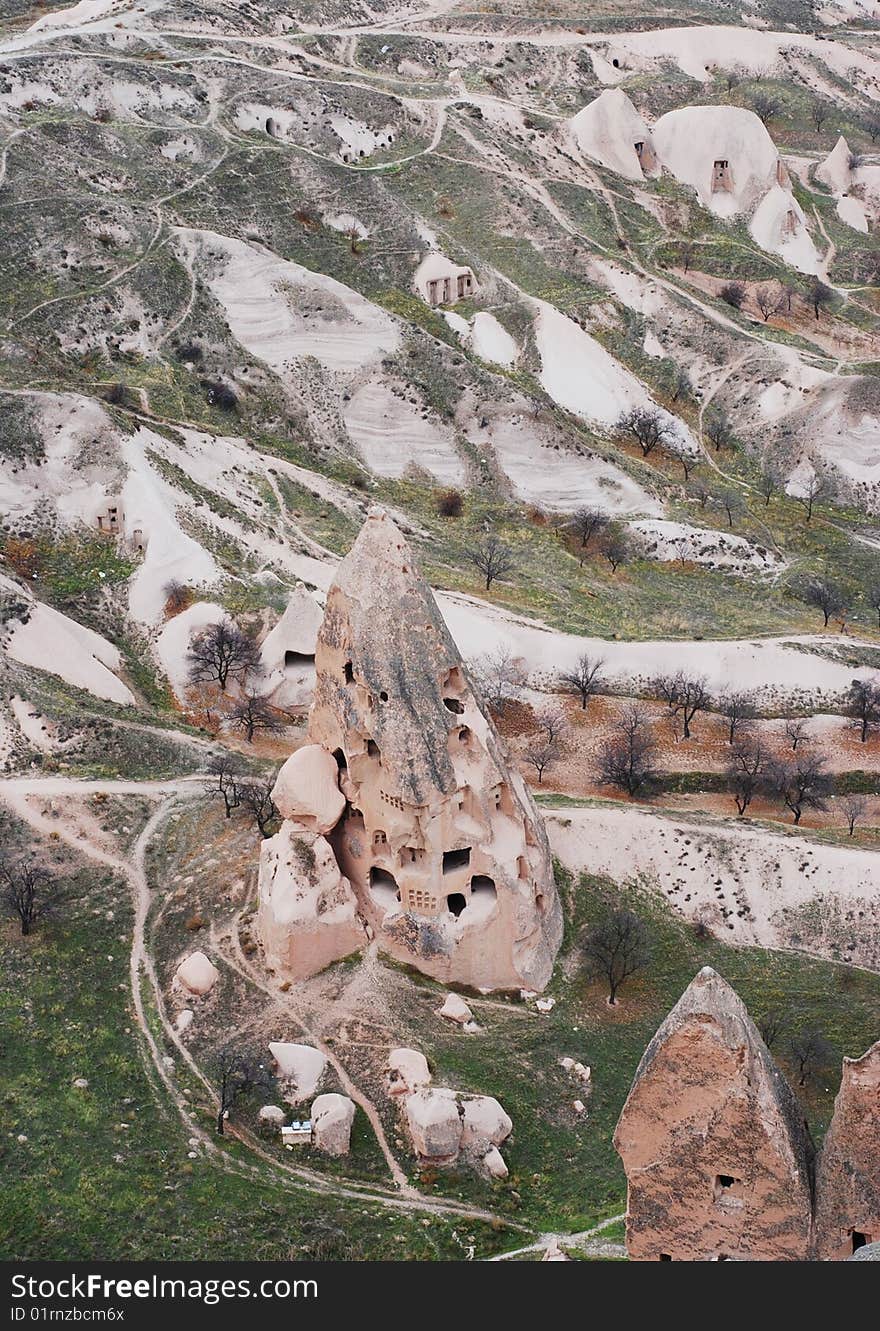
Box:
xmin=405 ymin=1088 xmax=463 ymax=1165
xmin=258 ymin=507 xmax=562 ymax=991
xmin=311 ymin=1092 xmax=356 ymax=1156
xmin=814 ymin=1039 xmax=880 ymax=1261
xmin=259 ymin=583 xmax=323 ymax=708
xmin=174 ymin=951 xmax=219 ymax=995
xmin=569 ymin=88 xmax=658 ymax=180
xmin=613 ymin=967 xmax=814 ymax=1261
xmin=268 ymin=1042 xmax=327 ymax=1102
xmin=387 ymin=1048 xmax=431 ymax=1096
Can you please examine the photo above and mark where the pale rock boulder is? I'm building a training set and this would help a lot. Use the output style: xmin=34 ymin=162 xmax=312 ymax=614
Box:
xmin=482 ymin=1145 xmax=509 ymax=1180
xmin=258 ymin=823 xmax=365 ymax=980
xmin=271 ymin=744 xmax=346 ymax=833
xmin=816 ymin=135 xmax=853 ymax=195
xmin=387 ymin=1048 xmax=431 ymax=1096
xmin=259 ymin=585 xmax=324 ymax=708
xmin=569 ymin=88 xmax=658 ymax=180
xmin=460 ymin=1095 xmax=513 ymax=1156
xmin=258 ymin=1104 xmax=287 ymax=1127
xmin=311 ymin=1092 xmax=356 ymax=1156
xmin=438 ymin=993 xmax=474 ymax=1025
xmin=175 ymin=1009 xmax=194 ymax=1032
xmin=613 ymin=967 xmax=813 ymax=1261
xmin=175 ymin=951 xmax=219 ymax=996
xmin=653 ymin=105 xmax=784 ymax=217
xmin=404 ymin=1088 xmax=463 ymax=1164
xmin=269 ymin=1042 xmax=327 ymax=1102
xmin=814 ymin=1040 xmax=880 ymax=1261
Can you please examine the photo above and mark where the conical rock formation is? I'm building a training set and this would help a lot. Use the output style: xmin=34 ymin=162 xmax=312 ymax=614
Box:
xmin=613 ymin=967 xmax=814 ymax=1261
xmin=258 ymin=507 xmax=562 ymax=991
xmin=814 ymin=1039 xmax=880 ymax=1261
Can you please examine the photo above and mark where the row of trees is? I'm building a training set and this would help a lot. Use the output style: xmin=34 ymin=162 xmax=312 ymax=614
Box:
xmin=719 ymin=275 xmax=835 ymax=323
xmin=204 ymin=754 xmax=280 ymax=837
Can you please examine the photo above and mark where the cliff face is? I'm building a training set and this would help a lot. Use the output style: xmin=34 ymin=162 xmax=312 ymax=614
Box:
xmin=258 ymin=508 xmax=562 ymax=992
xmin=815 ymin=1040 xmax=880 ymax=1261
xmin=613 ymin=967 xmax=814 ymax=1261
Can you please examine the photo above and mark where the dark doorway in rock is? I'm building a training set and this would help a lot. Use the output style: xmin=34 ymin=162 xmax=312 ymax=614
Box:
xmin=447 ymin=893 xmax=466 ymax=918
xmin=344 ymin=661 xmax=354 ymax=683
xmin=284 ymin=650 xmax=312 ymax=670
xmin=332 ymin=748 xmax=347 ymax=771
xmin=367 ymin=739 xmax=380 ymax=758
xmin=442 ymin=847 xmax=471 ymax=874
xmin=443 ymin=697 xmax=464 ymax=713
xmin=659 ymin=1254 xmax=672 ymax=1262
xmin=852 ymin=1231 xmax=869 ymax=1252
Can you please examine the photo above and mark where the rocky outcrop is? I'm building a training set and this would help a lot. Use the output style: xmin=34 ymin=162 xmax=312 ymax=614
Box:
xmin=258 ymin=822 xmax=365 ymax=981
xmin=613 ymin=967 xmax=814 ymax=1261
xmin=311 ymin=1092 xmax=356 ymax=1156
xmin=814 ymin=1040 xmax=880 ymax=1261
xmin=268 ymin=1042 xmax=327 ymax=1102
xmin=258 ymin=507 xmax=561 ymax=991
xmin=387 ymin=1048 xmax=431 ymax=1096
xmin=174 ymin=951 xmax=219 ymax=995
xmin=404 ymin=1088 xmax=463 ymax=1164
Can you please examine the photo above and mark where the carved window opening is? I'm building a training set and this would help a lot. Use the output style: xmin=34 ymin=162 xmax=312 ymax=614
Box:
xmin=367 ymin=739 xmax=380 ymax=759
xmin=284 ymin=650 xmax=312 ymax=670
xmin=443 ymin=697 xmax=464 ymax=714
xmin=712 ymin=159 xmax=732 ymax=192
xmin=447 ymin=892 xmax=466 ymax=918
xmin=373 ymin=830 xmax=387 ymax=847
xmin=458 ymin=727 xmax=470 ymax=743
xmin=344 ymin=661 xmax=354 ymax=683
xmin=333 ymin=748 xmax=347 ymax=771
xmin=659 ymin=1254 xmax=672 ymax=1262
xmin=443 ymin=847 xmax=471 ymax=874
xmin=851 ymin=1230 xmax=869 ymax=1252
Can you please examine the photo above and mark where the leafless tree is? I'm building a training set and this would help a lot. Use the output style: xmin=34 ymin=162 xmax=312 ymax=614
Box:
xmin=471 ymin=644 xmax=527 ymax=715
xmin=523 ymin=736 xmax=563 ymax=783
xmin=1 ymin=858 xmax=54 ymax=936
xmin=214 ymin=1047 xmax=272 ymax=1135
xmin=226 ymin=689 xmax=285 ymax=744
xmin=757 ymin=1009 xmax=787 ymax=1049
xmin=788 ymin=1028 xmax=834 ymax=1086
xmin=778 ymin=279 xmax=797 ymax=313
xmin=600 ymin=524 xmax=630 ymax=573
xmin=239 ymin=781 xmax=279 ymax=838
xmin=846 ymin=679 xmax=880 ymax=743
xmin=848 ymin=150 xmax=864 ymax=172
xmin=758 ymin=463 xmax=779 ymax=507
xmin=719 ymin=281 xmax=746 ymax=310
xmin=693 ymin=482 xmax=710 ymax=510
xmin=533 ymin=704 xmax=570 ymax=748
xmin=652 ymin=670 xmax=712 ymax=739
xmin=812 ymin=101 xmax=831 ymax=133
xmin=727 ymin=739 xmax=768 ymax=816
xmin=616 ymin=406 xmax=673 ymax=458
xmin=752 ymin=91 xmax=780 ymax=124
xmin=665 ymin=436 xmax=696 ymax=481
xmin=867 ymin=582 xmax=880 ymax=629
xmin=596 ymin=703 xmax=659 ymax=797
xmin=187 ymin=618 xmax=262 ymax=692
xmin=465 ymin=532 xmax=516 ymax=590
xmin=704 ymin=407 xmax=732 ymax=452
xmin=785 ymin=717 xmax=810 ymax=751
xmin=806 ymin=278 xmax=835 ymax=321
xmin=718 ymin=690 xmax=758 ymax=743
xmin=582 ymin=908 xmax=651 ymax=1004
xmin=163 ymin=579 xmax=191 ymax=612
xmin=840 ymin=792 xmax=869 ymax=836
xmin=714 ymin=488 xmax=743 ymax=529
xmin=204 ymin=753 xmax=247 ymax=817
xmin=755 ymin=284 xmax=780 ymax=322
xmin=794 ymin=472 xmax=830 ymax=523
xmin=671 ymin=367 xmax=692 ymax=403
xmin=680 ymin=239 xmax=695 ymax=273
xmin=569 ymin=506 xmax=609 ymax=552
xmin=796 ymin=575 xmax=844 ymax=625
xmin=768 ymin=751 xmax=832 ymax=824
xmin=558 ymin=653 xmax=605 ymax=710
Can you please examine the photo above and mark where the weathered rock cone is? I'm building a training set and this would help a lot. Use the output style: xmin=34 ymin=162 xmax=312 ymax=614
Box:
xmin=613 ymin=967 xmax=814 ymax=1261
xmin=814 ymin=1039 xmax=880 ymax=1261
xmin=258 ymin=507 xmax=562 ymax=990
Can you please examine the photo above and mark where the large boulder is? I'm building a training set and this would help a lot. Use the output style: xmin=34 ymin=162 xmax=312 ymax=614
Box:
xmin=387 ymin=1048 xmax=431 ymax=1097
xmin=404 ymin=1088 xmax=462 ymax=1164
xmin=438 ymin=993 xmax=473 ymax=1025
xmin=311 ymin=1093 xmax=356 ymax=1156
xmin=268 ymin=1042 xmax=327 ymax=1102
xmin=460 ymin=1095 xmax=512 ymax=1155
xmin=258 ymin=824 xmax=365 ymax=980
xmin=271 ymin=745 xmax=346 ymax=833
xmin=174 ymin=951 xmax=219 ymax=995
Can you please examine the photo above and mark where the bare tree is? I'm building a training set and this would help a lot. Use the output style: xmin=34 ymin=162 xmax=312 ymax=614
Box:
xmin=785 ymin=717 xmax=810 ymax=752
xmin=840 ymin=792 xmax=869 ymax=836
xmin=727 ymin=739 xmax=768 ymax=816
xmin=596 ymin=703 xmax=659 ymax=797
xmin=755 ymin=284 xmax=780 ymax=322
xmin=704 ymin=407 xmax=732 ymax=452
xmin=778 ymin=279 xmax=797 ymax=314
xmin=806 ymin=279 xmax=835 ymax=322
xmin=718 ymin=690 xmax=758 ymax=743
xmin=671 ymin=367 xmax=692 ymax=403
xmin=752 ymin=91 xmax=780 ymax=124
xmin=214 ymin=1047 xmax=271 ymax=1135
xmin=758 ymin=463 xmax=779 ymax=507
xmin=582 ymin=908 xmax=651 ymax=1004
xmin=769 ymin=751 xmax=831 ymax=824
xmin=1 ymin=858 xmax=54 ymax=936
xmin=846 ymin=679 xmax=880 ymax=743
xmin=794 ymin=472 xmax=829 ymax=523
xmin=471 ymin=644 xmax=527 ymax=715
xmin=533 ymin=703 xmax=570 ymax=748
xmin=569 ymin=506 xmax=609 ymax=552
xmin=465 ymin=532 xmax=516 ymax=590
xmin=523 ymin=736 xmax=562 ymax=783
xmin=600 ymin=524 xmax=630 ymax=573
xmin=163 ymin=579 xmax=191 ymax=613
xmin=714 ymin=488 xmax=743 ymax=529
xmin=239 ymin=781 xmax=280 ymax=838
xmin=187 ymin=618 xmax=262 ymax=692
xmin=616 ymin=406 xmax=672 ymax=458
xmin=719 ymin=281 xmax=746 ymax=310
xmin=204 ymin=753 xmax=247 ymax=817
xmin=558 ymin=653 xmax=605 ymax=710
xmin=680 ymin=239 xmax=695 ymax=273
xmin=788 ymin=1028 xmax=834 ymax=1086
xmin=812 ymin=101 xmax=831 ymax=133
xmin=796 ymin=574 xmax=843 ymax=625
xmin=757 ymin=1009 xmax=787 ymax=1049
xmin=665 ymin=436 xmax=696 ymax=481
xmin=652 ymin=670 xmax=711 ymax=739
xmin=226 ymin=689 xmax=285 ymax=744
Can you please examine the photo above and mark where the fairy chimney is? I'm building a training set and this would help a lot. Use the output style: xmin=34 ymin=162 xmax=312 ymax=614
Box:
xmin=814 ymin=1039 xmax=880 ymax=1261
xmin=613 ymin=967 xmax=814 ymax=1261
xmin=259 ymin=507 xmax=561 ymax=991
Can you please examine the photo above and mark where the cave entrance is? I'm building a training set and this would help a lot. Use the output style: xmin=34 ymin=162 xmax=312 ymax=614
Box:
xmin=369 ymin=866 xmax=400 ymax=914
xmin=852 ymin=1231 xmax=869 ymax=1253
xmin=442 ymin=847 xmax=471 ymax=874
xmin=284 ymin=650 xmax=312 ymax=671
xmin=446 ymin=893 xmax=466 ymax=918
